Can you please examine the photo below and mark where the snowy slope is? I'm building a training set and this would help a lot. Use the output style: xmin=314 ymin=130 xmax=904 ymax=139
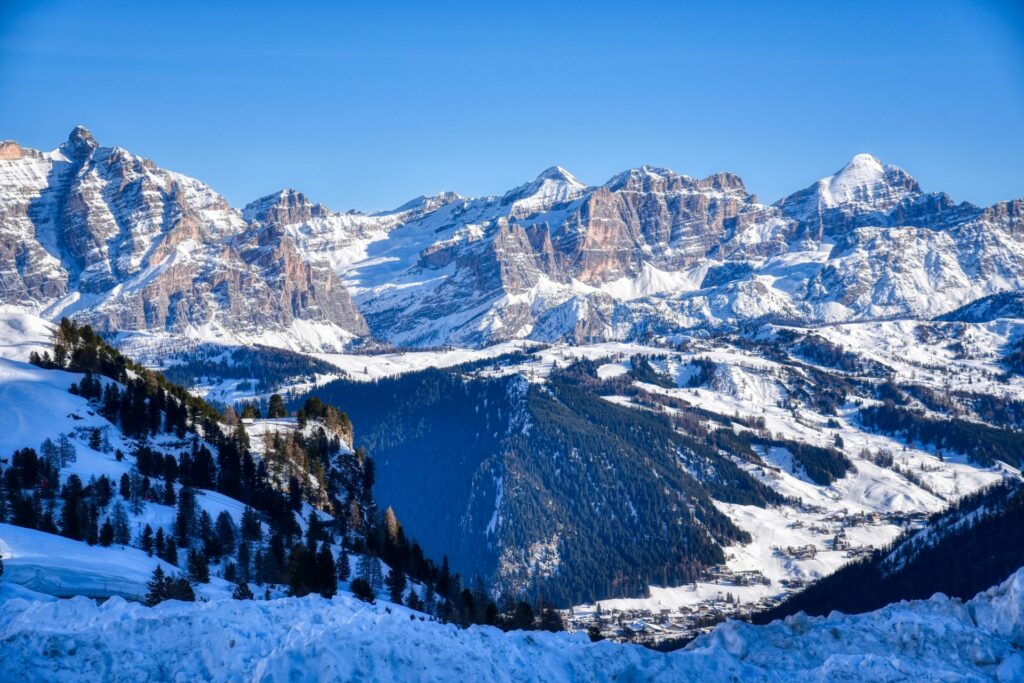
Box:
xmin=0 ymin=351 xmax=247 ymax=601
xmin=2 ymin=567 xmax=1023 ymax=682
xmin=0 ymin=523 xmax=203 ymax=600
xmin=0 ymin=309 xmax=397 ymax=615
xmin=0 ymin=308 xmax=53 ymax=362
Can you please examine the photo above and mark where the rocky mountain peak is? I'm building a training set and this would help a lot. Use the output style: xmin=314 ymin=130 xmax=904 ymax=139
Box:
xmin=602 ymin=166 xmax=666 ymax=193
xmin=774 ymin=153 xmax=928 ymax=235
xmin=819 ymin=153 xmax=921 ymax=209
xmin=0 ymin=140 xmax=24 ymax=160
xmin=698 ymin=171 xmax=749 ymax=194
xmin=534 ymin=165 xmax=581 ymax=185
xmin=388 ymin=191 xmax=464 ymax=216
xmin=243 ymin=189 xmax=326 ymax=227
xmin=60 ymin=125 xmax=99 ymax=162
xmin=500 ymin=165 xmax=589 ymax=214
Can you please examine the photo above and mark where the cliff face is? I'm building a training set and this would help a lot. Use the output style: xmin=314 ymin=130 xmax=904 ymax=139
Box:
xmin=2 ymin=128 xmax=1023 ymax=351
xmin=0 ymin=128 xmax=367 ymax=351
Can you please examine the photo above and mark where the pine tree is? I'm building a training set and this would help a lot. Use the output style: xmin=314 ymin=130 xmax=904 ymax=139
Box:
xmin=38 ymin=501 xmax=57 ymax=533
xmin=99 ymin=519 xmax=115 ymax=546
xmin=305 ymin=514 xmax=324 ymax=550
xmin=85 ymin=502 xmax=99 ymax=545
xmin=56 ymin=433 xmax=76 ymax=467
xmin=59 ymin=474 xmax=84 ymax=540
xmin=215 ymin=510 xmax=236 ymax=556
xmin=316 ymin=544 xmax=337 ymax=599
xmin=94 ymin=475 xmax=113 ymax=508
xmin=39 ymin=438 xmax=57 ymax=467
xmin=166 ymin=576 xmax=196 ymax=602
xmin=287 ymin=543 xmax=314 ymax=597
xmin=231 ymin=580 xmax=254 ymax=600
xmin=198 ymin=510 xmax=218 ymax=559
xmin=361 ymin=457 xmax=375 ymax=503
xmin=187 ymin=548 xmax=210 ymax=583
xmin=437 ymin=556 xmax=452 ymax=600
xmin=385 ymin=568 xmax=407 ymax=605
xmin=237 ymin=541 xmax=251 ymax=583
xmin=145 ymin=566 xmax=169 ymax=606
xmin=141 ymin=524 xmax=154 ymax=556
xmin=234 ymin=422 xmax=251 ymax=452
xmin=423 ymin=583 xmax=436 ymax=617
xmin=485 ymin=601 xmax=499 ymax=626
xmin=163 ymin=473 xmax=176 ymax=505
xmin=240 ymin=506 xmax=262 ymax=543
xmin=112 ymin=502 xmax=131 ymax=545
xmin=360 ymin=556 xmax=383 ymax=592
xmin=267 ymin=394 xmax=287 ymax=419
xmin=88 ymin=428 xmax=102 ymax=451
xmin=128 ymin=469 xmax=146 ymax=515
xmin=191 ymin=446 xmax=216 ymax=489
xmin=405 ymin=588 xmax=424 ymax=612
xmin=174 ymin=488 xmax=196 ymax=545
xmin=538 ymin=604 xmax=565 ymax=632
xmin=511 ymin=602 xmax=535 ymax=631
xmin=337 ymin=549 xmax=351 ymax=582
xmin=163 ymin=535 xmax=178 ymax=566
xmin=350 ymin=577 xmax=375 ymax=604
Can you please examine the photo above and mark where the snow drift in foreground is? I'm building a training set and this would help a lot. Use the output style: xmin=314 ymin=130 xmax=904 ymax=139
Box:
xmin=2 ymin=569 xmax=1024 ymax=682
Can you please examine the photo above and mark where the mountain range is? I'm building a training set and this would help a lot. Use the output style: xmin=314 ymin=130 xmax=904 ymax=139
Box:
xmin=3 ymin=127 xmax=1022 ymax=352
xmin=3 ymin=127 xmax=1024 ymax=677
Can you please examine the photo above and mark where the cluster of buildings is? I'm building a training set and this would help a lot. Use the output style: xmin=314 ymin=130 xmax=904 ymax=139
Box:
xmin=564 ymin=567 xmax=778 ymax=644
xmin=565 ymin=507 xmax=932 ymax=644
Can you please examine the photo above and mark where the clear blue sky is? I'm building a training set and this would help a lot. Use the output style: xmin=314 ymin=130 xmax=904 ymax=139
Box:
xmin=1 ymin=1 xmax=1022 ymax=211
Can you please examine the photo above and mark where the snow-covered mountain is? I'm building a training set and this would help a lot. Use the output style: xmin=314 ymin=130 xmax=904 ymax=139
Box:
xmin=0 ymin=128 xmax=366 ymax=352
xmin=3 ymin=128 xmax=1023 ymax=352
xmin=0 ymin=310 xmax=437 ymax=624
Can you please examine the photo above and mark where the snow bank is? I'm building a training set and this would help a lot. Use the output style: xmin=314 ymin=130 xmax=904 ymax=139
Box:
xmin=2 ymin=568 xmax=1024 ymax=682
xmin=0 ymin=523 xmax=183 ymax=600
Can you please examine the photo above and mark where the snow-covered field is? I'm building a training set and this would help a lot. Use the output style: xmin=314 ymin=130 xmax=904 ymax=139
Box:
xmin=2 ymin=568 xmax=1023 ymax=682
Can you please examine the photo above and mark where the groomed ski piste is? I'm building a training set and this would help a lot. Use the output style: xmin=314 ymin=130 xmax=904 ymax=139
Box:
xmin=1 ymin=567 xmax=1023 ymax=682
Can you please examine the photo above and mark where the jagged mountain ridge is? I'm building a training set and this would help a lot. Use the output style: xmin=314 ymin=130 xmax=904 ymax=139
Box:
xmin=2 ymin=127 xmax=1022 ymax=351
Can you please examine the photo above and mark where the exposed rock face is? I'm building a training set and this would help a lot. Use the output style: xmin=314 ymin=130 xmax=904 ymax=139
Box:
xmin=0 ymin=128 xmax=367 ymax=351
xmin=775 ymin=153 xmax=981 ymax=238
xmin=238 ymin=198 xmax=369 ymax=337
xmin=1 ymin=130 xmax=1022 ymax=351
xmin=551 ymin=168 xmax=789 ymax=283
xmin=0 ymin=141 xmax=24 ymax=160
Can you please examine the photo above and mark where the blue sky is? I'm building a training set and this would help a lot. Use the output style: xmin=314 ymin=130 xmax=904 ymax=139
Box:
xmin=1 ymin=1 xmax=1022 ymax=210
